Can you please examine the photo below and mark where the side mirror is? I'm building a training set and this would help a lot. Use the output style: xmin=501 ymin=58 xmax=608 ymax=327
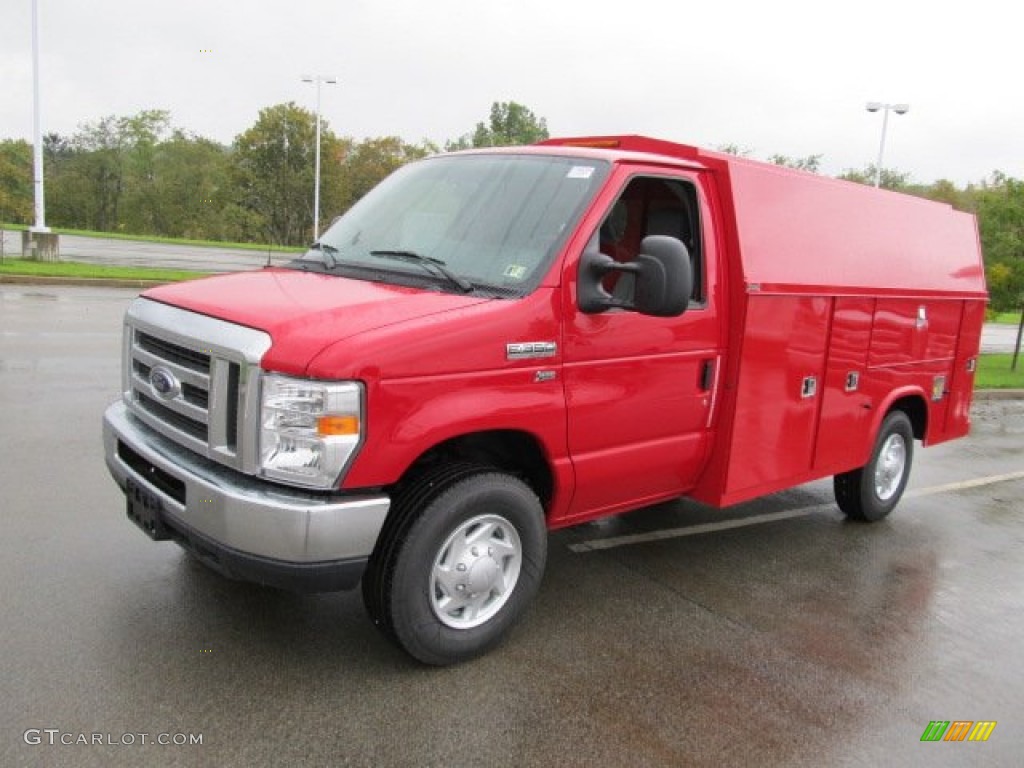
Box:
xmin=632 ymin=235 xmax=692 ymax=317
xmin=578 ymin=235 xmax=691 ymax=317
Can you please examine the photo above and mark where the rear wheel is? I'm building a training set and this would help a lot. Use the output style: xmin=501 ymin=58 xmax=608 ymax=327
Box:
xmin=834 ymin=410 xmax=914 ymax=522
xmin=362 ymin=467 xmax=547 ymax=665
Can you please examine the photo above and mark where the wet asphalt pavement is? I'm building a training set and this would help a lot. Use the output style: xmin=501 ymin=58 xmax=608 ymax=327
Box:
xmin=981 ymin=322 xmax=1023 ymax=354
xmin=1 ymin=284 xmax=1022 ymax=767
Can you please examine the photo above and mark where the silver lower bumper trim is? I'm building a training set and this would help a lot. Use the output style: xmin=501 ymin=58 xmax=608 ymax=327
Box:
xmin=103 ymin=401 xmax=390 ymax=564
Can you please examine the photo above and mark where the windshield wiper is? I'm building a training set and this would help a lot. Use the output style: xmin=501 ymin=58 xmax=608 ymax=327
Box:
xmin=307 ymin=241 xmax=340 ymax=268
xmin=369 ymin=250 xmax=473 ymax=293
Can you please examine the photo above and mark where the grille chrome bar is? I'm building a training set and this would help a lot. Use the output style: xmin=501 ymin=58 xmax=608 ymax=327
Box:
xmin=131 ymin=344 xmax=211 ymax=390
xmin=135 ymin=330 xmax=211 ymax=372
xmin=131 ymin=371 xmax=211 ymax=425
xmin=137 ymin=392 xmax=208 ymax=441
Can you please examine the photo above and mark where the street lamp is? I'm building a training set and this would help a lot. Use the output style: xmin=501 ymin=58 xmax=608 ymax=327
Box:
xmin=301 ymin=74 xmax=337 ymax=241
xmin=866 ymin=102 xmax=909 ymax=188
xmin=31 ymin=0 xmax=48 ymax=233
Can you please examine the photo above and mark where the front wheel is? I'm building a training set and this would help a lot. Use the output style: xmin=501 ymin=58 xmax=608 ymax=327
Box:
xmin=834 ymin=410 xmax=914 ymax=522
xmin=365 ymin=469 xmax=547 ymax=665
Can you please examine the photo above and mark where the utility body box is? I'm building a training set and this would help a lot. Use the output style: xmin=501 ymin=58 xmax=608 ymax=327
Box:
xmin=103 ymin=135 xmax=986 ymax=664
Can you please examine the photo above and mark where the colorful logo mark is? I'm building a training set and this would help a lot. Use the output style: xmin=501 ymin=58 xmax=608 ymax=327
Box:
xmin=920 ymin=721 xmax=997 ymax=742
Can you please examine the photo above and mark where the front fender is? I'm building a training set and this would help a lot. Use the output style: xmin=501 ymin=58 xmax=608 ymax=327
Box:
xmin=342 ymin=368 xmax=569 ymax=492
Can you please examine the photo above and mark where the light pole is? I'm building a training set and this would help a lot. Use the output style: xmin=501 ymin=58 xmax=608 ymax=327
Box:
xmin=301 ymin=74 xmax=337 ymax=241
xmin=866 ymin=102 xmax=909 ymax=188
xmin=31 ymin=0 xmax=48 ymax=233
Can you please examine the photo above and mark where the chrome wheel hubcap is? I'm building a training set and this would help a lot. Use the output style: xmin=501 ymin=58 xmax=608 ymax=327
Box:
xmin=874 ymin=433 xmax=907 ymax=501
xmin=430 ymin=514 xmax=522 ymax=629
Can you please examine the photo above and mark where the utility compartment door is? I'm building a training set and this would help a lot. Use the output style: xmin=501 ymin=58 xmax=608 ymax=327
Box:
xmin=869 ymin=298 xmax=962 ymax=445
xmin=723 ymin=294 xmax=830 ymax=499
xmin=943 ymin=300 xmax=984 ymax=440
xmin=868 ymin=298 xmax=960 ymax=368
xmin=813 ymin=297 xmax=875 ymax=472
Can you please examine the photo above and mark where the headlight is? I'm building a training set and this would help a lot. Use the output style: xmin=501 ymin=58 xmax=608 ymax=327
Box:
xmin=259 ymin=374 xmax=363 ymax=489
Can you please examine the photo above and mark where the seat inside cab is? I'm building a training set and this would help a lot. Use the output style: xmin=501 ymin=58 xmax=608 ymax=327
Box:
xmin=592 ymin=176 xmax=702 ymax=304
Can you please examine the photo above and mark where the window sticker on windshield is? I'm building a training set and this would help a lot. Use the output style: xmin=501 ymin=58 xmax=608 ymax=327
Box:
xmin=566 ymin=165 xmax=595 ymax=179
xmin=503 ymin=264 xmax=528 ymax=280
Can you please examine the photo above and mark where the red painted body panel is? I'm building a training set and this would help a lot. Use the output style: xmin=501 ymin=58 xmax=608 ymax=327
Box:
xmin=869 ymin=299 xmax=961 ymax=368
xmin=720 ymin=295 xmax=831 ymax=500
xmin=724 ymin=164 xmax=984 ymax=297
xmin=942 ymin=300 xmax=985 ymax=441
xmin=555 ymin=163 xmax=723 ymax=525
xmin=312 ymin=288 xmax=570 ymax=494
xmin=141 ymin=135 xmax=987 ymax=526
xmin=146 ymin=270 xmax=490 ymax=376
xmin=813 ymin=297 xmax=875 ymax=472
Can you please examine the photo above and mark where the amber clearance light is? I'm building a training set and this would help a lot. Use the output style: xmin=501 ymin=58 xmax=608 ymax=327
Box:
xmin=559 ymin=139 xmax=621 ymax=149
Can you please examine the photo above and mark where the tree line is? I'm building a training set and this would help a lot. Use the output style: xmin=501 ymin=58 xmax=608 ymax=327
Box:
xmin=0 ymin=102 xmax=1020 ymax=310
xmin=0 ymin=101 xmax=548 ymax=248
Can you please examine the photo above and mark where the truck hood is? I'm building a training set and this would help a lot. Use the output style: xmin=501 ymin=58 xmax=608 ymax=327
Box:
xmin=144 ymin=268 xmax=491 ymax=374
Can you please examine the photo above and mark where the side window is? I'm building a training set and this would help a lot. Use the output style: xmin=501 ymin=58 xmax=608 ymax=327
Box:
xmin=590 ymin=176 xmax=704 ymax=304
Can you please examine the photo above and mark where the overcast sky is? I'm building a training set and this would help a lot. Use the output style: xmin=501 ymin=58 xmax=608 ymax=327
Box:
xmin=1 ymin=0 xmax=1018 ymax=185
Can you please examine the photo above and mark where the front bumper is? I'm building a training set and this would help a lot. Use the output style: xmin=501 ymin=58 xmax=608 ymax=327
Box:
xmin=103 ymin=401 xmax=390 ymax=592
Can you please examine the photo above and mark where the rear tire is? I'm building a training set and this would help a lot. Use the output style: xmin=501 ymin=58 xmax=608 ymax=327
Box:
xmin=834 ymin=410 xmax=914 ymax=522
xmin=363 ymin=467 xmax=546 ymax=665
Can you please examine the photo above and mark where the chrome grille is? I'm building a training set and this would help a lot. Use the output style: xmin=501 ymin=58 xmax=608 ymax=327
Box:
xmin=122 ymin=299 xmax=272 ymax=474
xmin=136 ymin=330 xmax=211 ymax=373
xmin=132 ymin=334 xmax=214 ymax=440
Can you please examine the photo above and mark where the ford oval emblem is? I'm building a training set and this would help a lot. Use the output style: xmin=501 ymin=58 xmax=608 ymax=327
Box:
xmin=149 ymin=366 xmax=180 ymax=400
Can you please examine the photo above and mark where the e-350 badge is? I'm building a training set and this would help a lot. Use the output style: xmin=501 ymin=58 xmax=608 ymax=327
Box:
xmin=506 ymin=341 xmax=557 ymax=360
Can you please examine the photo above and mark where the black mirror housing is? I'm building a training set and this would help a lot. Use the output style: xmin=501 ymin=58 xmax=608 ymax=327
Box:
xmin=577 ymin=235 xmax=691 ymax=317
xmin=632 ymin=235 xmax=692 ymax=317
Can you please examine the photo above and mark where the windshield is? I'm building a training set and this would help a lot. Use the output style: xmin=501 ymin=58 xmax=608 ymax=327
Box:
xmin=289 ymin=153 xmax=609 ymax=295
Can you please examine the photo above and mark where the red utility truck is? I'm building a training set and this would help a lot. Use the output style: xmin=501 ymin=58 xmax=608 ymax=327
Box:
xmin=103 ymin=136 xmax=986 ymax=664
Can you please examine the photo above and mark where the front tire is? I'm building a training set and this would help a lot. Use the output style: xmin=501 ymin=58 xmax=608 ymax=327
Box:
xmin=834 ymin=410 xmax=914 ymax=522
xmin=364 ymin=469 xmax=547 ymax=665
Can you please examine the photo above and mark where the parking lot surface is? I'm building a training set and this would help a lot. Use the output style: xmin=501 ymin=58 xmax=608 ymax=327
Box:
xmin=2 ymin=285 xmax=1022 ymax=767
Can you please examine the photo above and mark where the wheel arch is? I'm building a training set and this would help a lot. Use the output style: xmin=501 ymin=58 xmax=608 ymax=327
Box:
xmin=394 ymin=429 xmax=555 ymax=511
xmin=883 ymin=391 xmax=928 ymax=441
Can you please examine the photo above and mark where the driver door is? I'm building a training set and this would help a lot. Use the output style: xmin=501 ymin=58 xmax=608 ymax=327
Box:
xmin=558 ymin=166 xmax=721 ymax=524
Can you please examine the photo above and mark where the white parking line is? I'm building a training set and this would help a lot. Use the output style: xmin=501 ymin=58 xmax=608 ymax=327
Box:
xmin=568 ymin=469 xmax=1024 ymax=553
xmin=903 ymin=470 xmax=1024 ymax=498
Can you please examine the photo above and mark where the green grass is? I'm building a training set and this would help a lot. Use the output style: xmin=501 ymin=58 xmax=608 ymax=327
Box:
xmin=0 ymin=258 xmax=208 ymax=283
xmin=976 ymin=354 xmax=1024 ymax=389
xmin=989 ymin=311 xmax=1023 ymax=325
xmin=1 ymin=222 xmax=302 ymax=253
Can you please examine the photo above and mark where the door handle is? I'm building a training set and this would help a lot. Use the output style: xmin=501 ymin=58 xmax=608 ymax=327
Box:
xmin=700 ymin=359 xmax=716 ymax=391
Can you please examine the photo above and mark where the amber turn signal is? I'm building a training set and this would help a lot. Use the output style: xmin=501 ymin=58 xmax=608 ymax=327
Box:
xmin=317 ymin=415 xmax=360 ymax=436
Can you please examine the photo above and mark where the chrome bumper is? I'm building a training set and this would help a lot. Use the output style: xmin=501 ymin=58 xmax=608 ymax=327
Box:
xmin=103 ymin=401 xmax=390 ymax=590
